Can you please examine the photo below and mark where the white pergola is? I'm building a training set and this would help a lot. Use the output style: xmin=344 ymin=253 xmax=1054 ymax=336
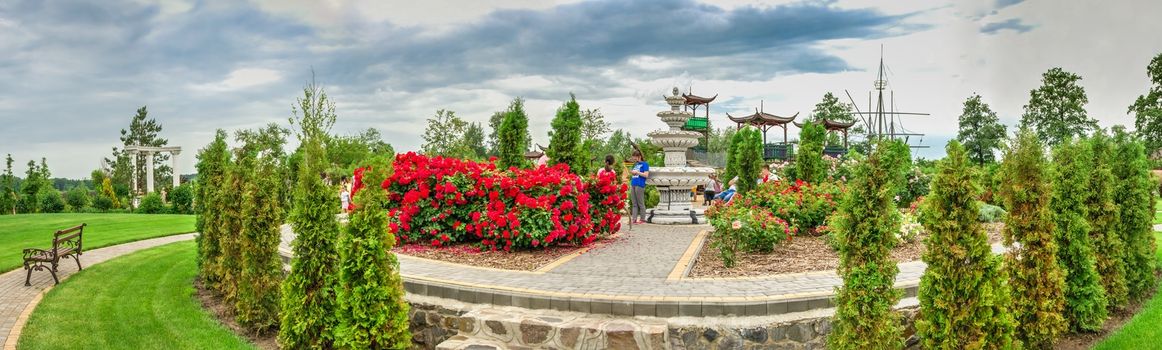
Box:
xmin=123 ymin=145 xmax=182 ymax=195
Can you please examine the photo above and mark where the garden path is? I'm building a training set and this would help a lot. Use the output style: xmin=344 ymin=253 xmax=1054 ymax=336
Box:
xmin=0 ymin=233 xmax=196 ymax=349
xmin=547 ymin=223 xmax=703 ymax=278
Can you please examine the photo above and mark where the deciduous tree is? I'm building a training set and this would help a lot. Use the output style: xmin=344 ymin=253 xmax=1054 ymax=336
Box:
xmin=1129 ymin=53 xmax=1162 ymax=156
xmin=1021 ymin=68 xmax=1098 ymax=146
xmin=957 ymin=94 xmax=1007 ymax=165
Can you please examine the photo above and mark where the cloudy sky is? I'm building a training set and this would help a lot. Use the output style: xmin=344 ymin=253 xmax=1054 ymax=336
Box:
xmin=1 ymin=0 xmax=1160 ymax=179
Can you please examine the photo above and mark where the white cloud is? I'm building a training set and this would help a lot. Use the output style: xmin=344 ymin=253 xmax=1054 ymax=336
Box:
xmin=189 ymin=68 xmax=284 ymax=92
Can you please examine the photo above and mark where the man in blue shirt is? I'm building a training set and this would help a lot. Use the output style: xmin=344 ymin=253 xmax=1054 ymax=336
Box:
xmin=629 ymin=150 xmax=650 ymax=224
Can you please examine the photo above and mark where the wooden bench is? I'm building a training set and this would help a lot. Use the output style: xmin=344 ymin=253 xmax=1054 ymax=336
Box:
xmin=23 ymin=224 xmax=85 ymax=286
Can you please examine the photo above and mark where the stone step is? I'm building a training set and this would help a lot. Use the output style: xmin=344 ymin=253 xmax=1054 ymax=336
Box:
xmin=435 ymin=335 xmax=509 ymax=350
xmin=452 ymin=306 xmax=668 ymax=349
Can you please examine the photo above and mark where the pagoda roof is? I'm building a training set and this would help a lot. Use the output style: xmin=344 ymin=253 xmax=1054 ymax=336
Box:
xmin=793 ymin=118 xmax=857 ymax=131
xmin=682 ymin=93 xmax=717 ymax=106
xmin=727 ymin=111 xmax=798 ymax=126
xmin=524 ymin=151 xmax=543 ymax=159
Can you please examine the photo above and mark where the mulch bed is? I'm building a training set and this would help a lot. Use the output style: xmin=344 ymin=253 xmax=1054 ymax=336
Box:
xmin=194 ymin=280 xmax=278 ymax=350
xmin=1054 ymin=273 xmax=1161 ymax=350
xmin=392 ymin=235 xmax=622 ymax=271
xmin=689 ymin=223 xmax=1005 ymax=278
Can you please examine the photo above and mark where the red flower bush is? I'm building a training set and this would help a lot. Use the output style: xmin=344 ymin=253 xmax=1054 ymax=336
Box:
xmin=586 ymin=171 xmax=627 ymax=237
xmin=382 ymin=152 xmax=622 ymax=251
xmin=747 ymin=179 xmax=843 ymax=235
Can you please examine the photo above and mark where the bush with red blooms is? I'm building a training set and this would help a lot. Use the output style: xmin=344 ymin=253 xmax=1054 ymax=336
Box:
xmin=586 ymin=171 xmax=627 ymax=237
xmin=747 ymin=179 xmax=843 ymax=235
xmin=382 ymin=152 xmax=623 ymax=251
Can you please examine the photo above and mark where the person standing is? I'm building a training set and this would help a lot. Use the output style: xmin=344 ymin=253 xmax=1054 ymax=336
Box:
xmin=339 ymin=175 xmax=351 ymax=213
xmin=629 ymin=151 xmax=650 ymax=224
xmin=703 ymin=173 xmax=721 ymax=206
xmin=597 ymin=154 xmax=616 ymax=177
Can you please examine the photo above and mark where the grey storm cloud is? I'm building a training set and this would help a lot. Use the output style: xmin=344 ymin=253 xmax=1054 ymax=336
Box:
xmin=980 ymin=18 xmax=1035 ymax=34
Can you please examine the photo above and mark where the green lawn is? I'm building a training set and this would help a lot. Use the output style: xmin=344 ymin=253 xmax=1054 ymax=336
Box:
xmin=18 ymin=241 xmax=254 ymax=350
xmin=0 ymin=213 xmax=195 ymax=273
xmin=1094 ymin=231 xmax=1162 ymax=349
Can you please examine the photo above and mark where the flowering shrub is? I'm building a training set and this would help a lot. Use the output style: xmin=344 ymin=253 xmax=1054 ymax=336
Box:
xmin=586 ymin=171 xmax=627 ymax=236
xmin=706 ymin=197 xmax=795 ymax=267
xmin=823 ymin=153 xmax=862 ymax=183
xmin=748 ymin=179 xmax=843 ymax=235
xmin=897 ymin=165 xmax=931 ymax=207
xmin=383 ymin=152 xmax=621 ymax=251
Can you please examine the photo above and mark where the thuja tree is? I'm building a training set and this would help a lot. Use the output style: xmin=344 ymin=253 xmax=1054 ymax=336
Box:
xmin=1050 ymin=138 xmax=1108 ymax=331
xmin=1085 ymin=131 xmax=1128 ymax=311
xmin=335 ymin=157 xmax=411 ymax=349
xmin=999 ymin=129 xmax=1066 ymax=348
xmin=917 ymin=141 xmax=1018 ymax=349
xmin=795 ymin=122 xmax=826 ymax=184
xmin=721 ymin=129 xmax=743 ymax=186
xmin=1112 ymin=128 xmax=1159 ymax=300
xmin=827 ymin=139 xmax=908 ymax=349
xmin=233 ymin=126 xmax=288 ymax=331
xmin=498 ymin=98 xmax=531 ymax=169
xmin=217 ymin=142 xmax=254 ymax=304
xmin=733 ymin=126 xmax=764 ymax=195
xmin=547 ymin=95 xmax=586 ymax=175
xmin=280 ymin=82 xmax=343 ymax=349
xmin=194 ymin=129 xmax=230 ymax=284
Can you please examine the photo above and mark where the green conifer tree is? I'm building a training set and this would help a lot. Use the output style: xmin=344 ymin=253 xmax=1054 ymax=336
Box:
xmin=1050 ymin=138 xmax=1108 ymax=332
xmin=335 ymin=156 xmax=411 ymax=349
xmin=1085 ymin=131 xmax=1128 ymax=311
xmin=195 ymin=130 xmax=230 ymax=282
xmin=917 ymin=141 xmax=1019 ymax=349
xmin=235 ymin=151 xmax=285 ymax=331
xmin=827 ymin=139 xmax=908 ymax=350
xmin=732 ymin=126 xmax=764 ymax=195
xmin=498 ymin=98 xmax=531 ymax=169
xmin=795 ymin=122 xmax=826 ymax=184
xmin=547 ymin=94 xmax=585 ymax=174
xmin=218 ymin=141 xmax=254 ymax=303
xmin=999 ymin=129 xmax=1067 ymax=348
xmin=1112 ymin=128 xmax=1159 ymax=300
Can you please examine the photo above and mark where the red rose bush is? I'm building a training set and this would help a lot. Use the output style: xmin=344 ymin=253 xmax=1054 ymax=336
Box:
xmin=383 ymin=153 xmax=625 ymax=251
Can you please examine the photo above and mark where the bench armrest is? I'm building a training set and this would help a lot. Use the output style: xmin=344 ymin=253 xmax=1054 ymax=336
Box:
xmin=23 ymin=248 xmax=51 ymax=260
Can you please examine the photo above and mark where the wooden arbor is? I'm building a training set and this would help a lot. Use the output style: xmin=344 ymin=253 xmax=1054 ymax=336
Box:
xmin=726 ymin=110 xmax=799 ymax=145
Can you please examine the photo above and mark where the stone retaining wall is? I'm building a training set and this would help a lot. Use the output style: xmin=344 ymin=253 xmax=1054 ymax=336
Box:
xmin=406 ymin=294 xmax=921 ymax=350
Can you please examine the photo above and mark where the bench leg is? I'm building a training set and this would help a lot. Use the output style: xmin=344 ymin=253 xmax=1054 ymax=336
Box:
xmin=49 ymin=263 xmax=59 ymax=285
xmin=24 ymin=265 xmax=32 ymax=287
xmin=73 ymin=255 xmax=82 ymax=271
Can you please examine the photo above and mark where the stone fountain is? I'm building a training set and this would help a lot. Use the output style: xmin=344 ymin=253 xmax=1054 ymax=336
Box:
xmin=645 ymin=87 xmax=716 ymax=224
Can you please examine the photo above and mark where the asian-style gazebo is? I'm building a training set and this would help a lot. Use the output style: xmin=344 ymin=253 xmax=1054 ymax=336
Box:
xmin=727 ymin=106 xmax=799 ymax=160
xmin=794 ymin=118 xmax=857 ymax=149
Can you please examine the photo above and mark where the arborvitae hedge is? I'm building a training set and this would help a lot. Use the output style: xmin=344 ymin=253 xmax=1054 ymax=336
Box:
xmin=722 ymin=129 xmax=743 ymax=186
xmin=218 ymin=144 xmax=253 ymax=304
xmin=795 ymin=122 xmax=826 ymax=184
xmin=235 ymin=153 xmax=284 ymax=331
xmin=335 ymin=157 xmax=411 ymax=349
xmin=917 ymin=141 xmax=1019 ymax=349
xmin=547 ymin=95 xmax=585 ymax=175
xmin=1050 ymin=138 xmax=1108 ymax=332
xmin=498 ymin=98 xmax=531 ymax=169
xmin=194 ymin=129 xmax=230 ymax=283
xmin=1085 ymin=131 xmax=1129 ymax=311
xmin=999 ymin=129 xmax=1067 ymax=348
xmin=827 ymin=140 xmax=908 ymax=349
xmin=733 ymin=126 xmax=764 ymax=195
xmin=1112 ymin=129 xmax=1159 ymax=300
xmin=279 ymin=139 xmax=342 ymax=349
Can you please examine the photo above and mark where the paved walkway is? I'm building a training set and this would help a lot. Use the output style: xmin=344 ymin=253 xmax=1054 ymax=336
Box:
xmin=0 ymin=233 xmax=196 ymax=348
xmin=547 ymin=224 xmax=702 ymax=278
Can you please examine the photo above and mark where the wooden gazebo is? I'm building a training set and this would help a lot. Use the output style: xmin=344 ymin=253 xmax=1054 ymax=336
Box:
xmin=682 ymin=93 xmax=717 ymax=119
xmin=793 ymin=118 xmax=857 ymax=148
xmin=726 ymin=109 xmax=799 ymax=145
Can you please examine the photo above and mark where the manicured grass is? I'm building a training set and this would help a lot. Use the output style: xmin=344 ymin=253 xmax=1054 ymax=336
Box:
xmin=1094 ymin=231 xmax=1162 ymax=350
xmin=18 ymin=241 xmax=254 ymax=350
xmin=0 ymin=213 xmax=195 ymax=272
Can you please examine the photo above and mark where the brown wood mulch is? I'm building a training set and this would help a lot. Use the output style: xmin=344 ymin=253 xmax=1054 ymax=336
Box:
xmin=194 ymin=280 xmax=278 ymax=350
xmin=1054 ymin=274 xmax=1161 ymax=350
xmin=689 ymin=223 xmax=1005 ymax=278
xmin=392 ymin=235 xmax=622 ymax=271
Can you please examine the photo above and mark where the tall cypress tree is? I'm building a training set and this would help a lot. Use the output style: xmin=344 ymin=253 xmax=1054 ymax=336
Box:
xmin=280 ymin=81 xmax=343 ymax=349
xmin=236 ymin=151 xmax=284 ymax=331
xmin=335 ymin=156 xmax=411 ymax=349
xmin=218 ymin=140 xmax=254 ymax=304
xmin=1112 ymin=128 xmax=1159 ymax=300
xmin=1050 ymin=138 xmax=1108 ymax=332
xmin=194 ymin=130 xmax=230 ymax=284
xmin=547 ymin=94 xmax=585 ymax=174
xmin=999 ymin=129 xmax=1067 ymax=348
xmin=917 ymin=141 xmax=1018 ymax=349
xmin=1085 ymin=131 xmax=1128 ymax=311
xmin=498 ymin=98 xmax=531 ymax=169
xmin=795 ymin=122 xmax=826 ymax=184
xmin=828 ymin=139 xmax=908 ymax=349
xmin=732 ymin=126 xmax=764 ymax=195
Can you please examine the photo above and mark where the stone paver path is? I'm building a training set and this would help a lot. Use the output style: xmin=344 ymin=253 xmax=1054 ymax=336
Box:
xmin=548 ymin=224 xmax=702 ymax=278
xmin=0 ymin=233 xmax=196 ymax=348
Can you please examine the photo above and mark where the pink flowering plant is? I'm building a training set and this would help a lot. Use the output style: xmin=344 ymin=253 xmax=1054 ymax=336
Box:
xmin=747 ymin=179 xmax=843 ymax=236
xmin=706 ymin=197 xmax=795 ymax=267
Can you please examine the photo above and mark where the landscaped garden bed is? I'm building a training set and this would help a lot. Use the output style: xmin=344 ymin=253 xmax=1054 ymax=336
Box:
xmin=392 ymin=238 xmax=612 ymax=271
xmin=690 ymin=223 xmax=1004 ymax=278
